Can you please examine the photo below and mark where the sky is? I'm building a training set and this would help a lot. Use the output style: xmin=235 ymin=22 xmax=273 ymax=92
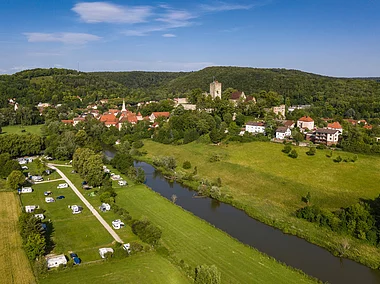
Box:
xmin=0 ymin=0 xmax=379 ymax=77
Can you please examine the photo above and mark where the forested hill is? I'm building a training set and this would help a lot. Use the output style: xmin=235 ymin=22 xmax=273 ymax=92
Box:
xmin=91 ymin=71 xmax=189 ymax=89
xmin=1 ymin=67 xmax=380 ymax=116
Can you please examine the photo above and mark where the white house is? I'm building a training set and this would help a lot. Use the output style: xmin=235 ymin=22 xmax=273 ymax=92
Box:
xmin=25 ymin=205 xmax=38 ymax=213
xmin=112 ymin=219 xmax=125 ymax=230
xmin=327 ymin=122 xmax=343 ymax=134
xmin=70 ymin=205 xmax=83 ymax=214
xmin=275 ymin=127 xmax=292 ymax=140
xmin=245 ymin=122 xmax=266 ymax=134
xmin=46 ymin=254 xmax=67 ymax=268
xmin=45 ymin=197 xmax=55 ymax=203
xmin=99 ymin=248 xmax=114 ymax=259
xmin=297 ymin=116 xmax=314 ymax=131
xmin=21 ymin=187 xmax=33 ymax=193
xmin=314 ymin=128 xmax=341 ymax=146
xmin=99 ymin=203 xmax=111 ymax=212
xmin=118 ymin=180 xmax=127 ymax=186
xmin=34 ymin=214 xmax=45 ymax=220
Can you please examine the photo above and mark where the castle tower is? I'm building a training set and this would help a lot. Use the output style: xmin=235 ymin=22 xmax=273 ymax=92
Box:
xmin=210 ymin=80 xmax=222 ymax=99
xmin=122 ymin=99 xmax=126 ymax=112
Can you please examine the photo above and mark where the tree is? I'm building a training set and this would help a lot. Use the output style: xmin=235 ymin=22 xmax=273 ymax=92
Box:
xmin=24 ymin=233 xmax=46 ymax=261
xmin=136 ymin=167 xmax=145 ymax=184
xmin=7 ymin=170 xmax=25 ymax=190
xmin=194 ymin=264 xmax=221 ymax=284
xmin=183 ymin=161 xmax=192 ymax=169
xmin=288 ymin=149 xmax=298 ymax=159
xmin=306 ymin=147 xmax=316 ymax=156
xmin=282 ymin=144 xmax=292 ymax=154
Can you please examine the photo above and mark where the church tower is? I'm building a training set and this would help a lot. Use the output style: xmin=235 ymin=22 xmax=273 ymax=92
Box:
xmin=210 ymin=80 xmax=222 ymax=99
xmin=122 ymin=99 xmax=126 ymax=112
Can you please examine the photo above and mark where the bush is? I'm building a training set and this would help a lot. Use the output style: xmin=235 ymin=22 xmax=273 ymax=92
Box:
xmin=131 ymin=219 xmax=162 ymax=245
xmin=282 ymin=144 xmax=292 ymax=154
xmin=333 ymin=156 xmax=342 ymax=163
xmin=209 ymin=154 xmax=222 ymax=163
xmin=316 ymin=144 xmax=326 ymax=150
xmin=132 ymin=140 xmax=144 ymax=149
xmin=288 ymin=149 xmax=298 ymax=158
xmin=130 ymin=242 xmax=144 ymax=254
xmin=182 ymin=161 xmax=192 ymax=169
xmin=326 ymin=151 xmax=333 ymax=158
xmin=194 ymin=264 xmax=221 ymax=284
xmin=306 ymin=147 xmax=316 ymax=156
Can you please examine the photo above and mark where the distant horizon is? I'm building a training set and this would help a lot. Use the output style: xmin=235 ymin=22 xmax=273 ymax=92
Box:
xmin=6 ymin=65 xmax=380 ymax=79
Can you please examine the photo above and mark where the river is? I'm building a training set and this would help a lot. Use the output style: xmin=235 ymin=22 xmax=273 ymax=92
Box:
xmin=104 ymin=149 xmax=380 ymax=283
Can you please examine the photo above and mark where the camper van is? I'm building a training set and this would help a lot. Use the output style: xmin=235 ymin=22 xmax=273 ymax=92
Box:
xmin=20 ymin=187 xmax=33 ymax=193
xmin=111 ymin=219 xmax=125 ymax=230
xmin=70 ymin=205 xmax=83 ymax=214
xmin=57 ymin=183 xmax=68 ymax=189
xmin=45 ymin=197 xmax=55 ymax=203
xmin=99 ymin=203 xmax=111 ymax=212
xmin=99 ymin=248 xmax=114 ymax=259
xmin=25 ymin=205 xmax=39 ymax=213
xmin=118 ymin=180 xmax=127 ymax=186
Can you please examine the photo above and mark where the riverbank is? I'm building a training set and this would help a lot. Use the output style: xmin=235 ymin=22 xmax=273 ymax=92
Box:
xmin=139 ymin=140 xmax=380 ymax=269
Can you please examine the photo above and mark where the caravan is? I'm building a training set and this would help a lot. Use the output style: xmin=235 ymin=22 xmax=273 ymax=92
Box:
xmin=20 ymin=187 xmax=33 ymax=193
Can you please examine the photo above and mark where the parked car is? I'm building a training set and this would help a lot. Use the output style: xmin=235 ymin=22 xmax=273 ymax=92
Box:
xmin=57 ymin=183 xmax=68 ymax=189
xmin=69 ymin=253 xmax=81 ymax=265
xmin=21 ymin=166 xmax=28 ymax=170
xmin=44 ymin=191 xmax=52 ymax=196
xmin=56 ymin=195 xmax=65 ymax=200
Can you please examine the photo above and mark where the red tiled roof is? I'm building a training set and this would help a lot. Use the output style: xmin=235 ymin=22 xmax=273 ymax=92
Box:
xmin=298 ymin=116 xmax=314 ymax=122
xmin=283 ymin=120 xmax=294 ymax=127
xmin=328 ymin=122 xmax=342 ymax=129
xmin=245 ymin=96 xmax=254 ymax=102
xmin=61 ymin=120 xmax=74 ymax=124
xmin=152 ymin=112 xmax=170 ymax=117
xmin=230 ymin=91 xmax=243 ymax=100
xmin=100 ymin=114 xmax=118 ymax=123
xmin=363 ymin=125 xmax=373 ymax=130
xmin=246 ymin=121 xmax=265 ymax=126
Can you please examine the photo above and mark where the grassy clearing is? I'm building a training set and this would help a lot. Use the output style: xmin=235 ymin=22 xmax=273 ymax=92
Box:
xmin=1 ymin=124 xmax=43 ymax=135
xmin=141 ymin=140 xmax=380 ymax=268
xmin=40 ymin=252 xmax=190 ymax=284
xmin=0 ymin=192 xmax=36 ymax=284
xmin=58 ymin=165 xmax=316 ymax=283
xmin=19 ymin=180 xmax=115 ymax=262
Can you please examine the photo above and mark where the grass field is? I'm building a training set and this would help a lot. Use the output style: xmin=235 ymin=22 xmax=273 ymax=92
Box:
xmin=0 ymin=124 xmax=43 ymax=135
xmin=19 ymin=180 xmax=116 ymax=262
xmin=58 ymin=166 xmax=316 ymax=283
xmin=0 ymin=192 xmax=36 ymax=284
xmin=141 ymin=140 xmax=380 ymax=268
xmin=40 ymin=252 xmax=190 ymax=284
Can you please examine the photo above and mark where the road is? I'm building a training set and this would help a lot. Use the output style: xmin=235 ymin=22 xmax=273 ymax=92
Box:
xmin=48 ymin=164 xmax=124 ymax=244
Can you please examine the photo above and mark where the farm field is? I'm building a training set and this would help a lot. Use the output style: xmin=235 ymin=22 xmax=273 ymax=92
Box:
xmin=1 ymin=124 xmax=43 ymax=135
xmin=58 ymin=165 xmax=316 ymax=283
xmin=141 ymin=140 xmax=380 ymax=267
xmin=19 ymin=180 xmax=116 ymax=262
xmin=40 ymin=252 xmax=190 ymax=284
xmin=0 ymin=192 xmax=36 ymax=284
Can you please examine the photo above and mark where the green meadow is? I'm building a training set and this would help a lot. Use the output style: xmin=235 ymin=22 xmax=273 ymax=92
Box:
xmin=141 ymin=140 xmax=380 ymax=268
xmin=1 ymin=124 xmax=43 ymax=135
xmin=57 ymin=166 xmax=316 ymax=284
xmin=40 ymin=252 xmax=190 ymax=284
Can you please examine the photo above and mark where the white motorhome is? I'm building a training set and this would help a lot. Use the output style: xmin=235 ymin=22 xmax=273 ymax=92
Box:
xmin=25 ymin=205 xmax=39 ymax=213
xmin=57 ymin=183 xmax=68 ymax=189
xmin=99 ymin=203 xmax=111 ymax=212
xmin=118 ymin=180 xmax=127 ymax=186
xmin=34 ymin=214 xmax=45 ymax=220
xmin=21 ymin=187 xmax=33 ymax=193
xmin=112 ymin=219 xmax=125 ymax=230
xmin=45 ymin=197 xmax=55 ymax=203
xmin=46 ymin=254 xmax=67 ymax=268
xmin=70 ymin=205 xmax=83 ymax=214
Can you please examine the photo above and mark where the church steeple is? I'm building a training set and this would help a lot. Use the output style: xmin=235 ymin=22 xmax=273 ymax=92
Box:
xmin=122 ymin=99 xmax=126 ymax=112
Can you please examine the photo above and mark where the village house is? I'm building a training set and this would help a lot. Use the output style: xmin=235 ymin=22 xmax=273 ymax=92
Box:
xmin=149 ymin=112 xmax=170 ymax=122
xmin=327 ymin=121 xmax=343 ymax=133
xmin=61 ymin=119 xmax=74 ymax=125
xmin=73 ymin=117 xmax=85 ymax=126
xmin=275 ymin=127 xmax=292 ymax=140
xmin=174 ymin=98 xmax=197 ymax=110
xmin=272 ymin=105 xmax=286 ymax=118
xmin=245 ymin=122 xmax=266 ymax=134
xmin=100 ymin=113 xmax=119 ymax=128
xmin=297 ymin=116 xmax=314 ymax=131
xmin=314 ymin=128 xmax=341 ymax=146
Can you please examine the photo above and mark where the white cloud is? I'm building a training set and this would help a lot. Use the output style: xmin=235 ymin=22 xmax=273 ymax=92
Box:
xmin=200 ymin=2 xmax=253 ymax=12
xmin=24 ymin=32 xmax=101 ymax=45
xmin=162 ymin=34 xmax=176 ymax=38
xmin=72 ymin=2 xmax=152 ymax=23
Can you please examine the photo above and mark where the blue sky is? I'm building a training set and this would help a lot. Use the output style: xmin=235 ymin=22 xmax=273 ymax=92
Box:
xmin=0 ymin=0 xmax=379 ymax=77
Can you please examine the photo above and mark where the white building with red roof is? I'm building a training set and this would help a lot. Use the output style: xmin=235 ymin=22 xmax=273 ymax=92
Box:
xmin=297 ymin=116 xmax=314 ymax=130
xmin=149 ymin=112 xmax=170 ymax=122
xmin=327 ymin=121 xmax=343 ymax=133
